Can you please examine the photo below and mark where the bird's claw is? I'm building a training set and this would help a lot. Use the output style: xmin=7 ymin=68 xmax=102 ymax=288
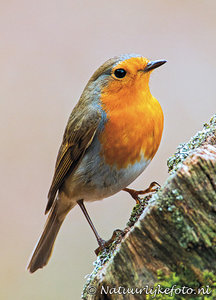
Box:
xmin=123 ymin=181 xmax=161 ymax=204
xmin=94 ymin=229 xmax=124 ymax=255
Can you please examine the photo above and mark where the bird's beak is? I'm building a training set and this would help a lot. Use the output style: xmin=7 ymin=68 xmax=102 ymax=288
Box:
xmin=144 ymin=60 xmax=167 ymax=73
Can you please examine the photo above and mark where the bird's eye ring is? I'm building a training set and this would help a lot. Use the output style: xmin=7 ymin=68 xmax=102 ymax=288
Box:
xmin=114 ymin=68 xmax=127 ymax=79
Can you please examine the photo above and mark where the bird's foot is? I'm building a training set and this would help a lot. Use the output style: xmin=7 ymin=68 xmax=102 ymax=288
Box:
xmin=123 ymin=181 xmax=161 ymax=204
xmin=95 ymin=229 xmax=124 ymax=256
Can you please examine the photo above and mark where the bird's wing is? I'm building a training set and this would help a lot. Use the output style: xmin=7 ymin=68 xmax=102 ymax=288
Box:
xmin=45 ymin=109 xmax=101 ymax=214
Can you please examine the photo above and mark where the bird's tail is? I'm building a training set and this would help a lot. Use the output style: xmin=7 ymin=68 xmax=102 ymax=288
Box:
xmin=27 ymin=200 xmax=71 ymax=273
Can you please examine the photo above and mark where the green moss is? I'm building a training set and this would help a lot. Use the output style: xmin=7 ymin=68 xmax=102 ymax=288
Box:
xmin=155 ymin=186 xmax=204 ymax=249
xmin=147 ymin=268 xmax=216 ymax=299
xmin=156 ymin=185 xmax=183 ymax=214
xmin=167 ymin=114 xmax=216 ymax=174
xmin=127 ymin=194 xmax=151 ymax=227
xmin=82 ymin=246 xmax=117 ymax=299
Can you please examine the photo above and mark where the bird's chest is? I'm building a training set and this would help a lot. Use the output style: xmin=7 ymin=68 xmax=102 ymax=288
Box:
xmin=98 ymin=108 xmax=159 ymax=169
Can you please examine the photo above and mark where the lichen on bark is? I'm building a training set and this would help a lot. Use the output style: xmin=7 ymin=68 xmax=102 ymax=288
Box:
xmin=167 ymin=114 xmax=216 ymax=173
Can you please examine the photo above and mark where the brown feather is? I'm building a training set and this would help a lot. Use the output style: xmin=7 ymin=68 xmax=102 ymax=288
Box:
xmin=45 ymin=110 xmax=101 ymax=214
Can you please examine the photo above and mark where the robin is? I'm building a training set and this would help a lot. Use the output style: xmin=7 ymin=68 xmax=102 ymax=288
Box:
xmin=28 ymin=54 xmax=166 ymax=273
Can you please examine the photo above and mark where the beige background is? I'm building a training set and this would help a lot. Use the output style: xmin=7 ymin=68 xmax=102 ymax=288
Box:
xmin=1 ymin=0 xmax=215 ymax=299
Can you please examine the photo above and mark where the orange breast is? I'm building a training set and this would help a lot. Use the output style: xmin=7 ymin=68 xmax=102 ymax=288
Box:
xmin=98 ymin=86 xmax=164 ymax=169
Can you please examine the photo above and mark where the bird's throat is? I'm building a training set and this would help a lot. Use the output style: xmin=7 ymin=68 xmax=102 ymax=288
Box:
xmin=99 ymin=91 xmax=164 ymax=169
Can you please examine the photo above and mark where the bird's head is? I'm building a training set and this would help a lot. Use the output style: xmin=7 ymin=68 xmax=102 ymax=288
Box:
xmin=89 ymin=54 xmax=166 ymax=94
xmin=81 ymin=54 xmax=166 ymax=111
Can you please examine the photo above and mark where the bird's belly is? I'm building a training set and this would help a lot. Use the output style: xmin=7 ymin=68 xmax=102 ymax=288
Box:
xmin=62 ymin=141 xmax=150 ymax=202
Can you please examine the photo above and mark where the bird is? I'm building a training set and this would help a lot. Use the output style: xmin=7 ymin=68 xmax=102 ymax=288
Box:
xmin=27 ymin=54 xmax=166 ymax=273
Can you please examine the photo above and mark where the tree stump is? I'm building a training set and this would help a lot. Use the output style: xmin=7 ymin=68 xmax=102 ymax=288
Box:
xmin=82 ymin=115 xmax=216 ymax=300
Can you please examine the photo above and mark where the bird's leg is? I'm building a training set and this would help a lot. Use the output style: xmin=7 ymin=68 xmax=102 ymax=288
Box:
xmin=123 ymin=181 xmax=160 ymax=204
xmin=77 ymin=199 xmax=105 ymax=250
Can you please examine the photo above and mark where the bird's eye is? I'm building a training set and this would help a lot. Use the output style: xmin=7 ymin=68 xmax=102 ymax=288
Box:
xmin=114 ymin=68 xmax=127 ymax=79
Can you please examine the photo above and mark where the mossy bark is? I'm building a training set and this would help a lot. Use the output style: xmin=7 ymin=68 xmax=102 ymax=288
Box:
xmin=82 ymin=115 xmax=216 ymax=300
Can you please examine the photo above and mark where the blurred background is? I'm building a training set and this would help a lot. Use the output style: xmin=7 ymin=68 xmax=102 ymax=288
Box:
xmin=0 ymin=0 xmax=215 ymax=299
